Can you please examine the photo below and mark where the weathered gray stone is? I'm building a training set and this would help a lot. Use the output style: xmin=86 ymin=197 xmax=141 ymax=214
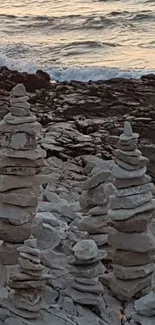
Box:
xmin=10 ymin=96 xmax=29 ymax=105
xmin=110 ymin=210 xmax=153 ymax=233
xmin=89 ymin=234 xmax=108 ymax=246
xmin=0 ymin=242 xmax=19 ymax=265
xmin=110 ymin=192 xmax=152 ymax=210
xmin=115 ymin=174 xmax=151 ymax=189
xmin=4 ymin=113 xmax=36 ymax=125
xmin=0 ymin=175 xmax=40 ymax=191
xmin=0 ymin=187 xmax=38 ymax=206
xmin=112 ymin=250 xmax=153 ymax=267
xmin=10 ymin=84 xmax=27 ymax=97
xmin=0 ymin=148 xmax=46 ymax=160
xmin=113 ymin=263 xmax=154 ymax=280
xmin=0 ymin=221 xmax=33 ymax=243
xmin=116 ymin=183 xmax=154 ymax=197
xmin=10 ymin=106 xmax=30 ymax=117
xmin=71 ymin=261 xmax=105 ymax=278
xmin=88 ymin=205 xmax=108 ymax=216
xmin=0 ymin=132 xmax=36 ymax=150
xmin=135 ymin=291 xmax=155 ymax=316
xmin=17 ymin=245 xmax=40 ymax=256
xmin=73 ymin=240 xmax=98 ymax=261
xmin=78 ymin=215 xmax=109 ymax=234
xmin=108 ymin=199 xmax=155 ymax=220
xmin=0 ymin=120 xmax=41 ymax=134
xmin=37 ymin=223 xmax=61 ymax=250
xmin=114 ymin=149 xmax=148 ymax=166
xmin=100 ymin=272 xmax=151 ymax=300
xmin=112 ymin=164 xmax=146 ymax=179
xmin=83 ymin=171 xmax=111 ymax=190
xmin=18 ymin=257 xmax=44 ymax=271
xmin=123 ymin=121 xmax=134 ymax=137
xmin=0 ymin=203 xmax=36 ymax=225
xmin=114 ymin=156 xmax=148 ymax=171
xmin=72 ymin=280 xmax=104 ymax=294
xmin=131 ymin=314 xmax=155 ymax=325
xmin=75 ymin=276 xmax=98 ymax=285
xmin=108 ymin=230 xmax=155 ymax=252
xmin=67 ymin=287 xmax=102 ymax=305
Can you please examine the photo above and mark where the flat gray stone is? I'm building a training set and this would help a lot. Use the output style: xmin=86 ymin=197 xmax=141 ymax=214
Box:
xmin=78 ymin=215 xmax=109 ymax=234
xmin=135 ymin=291 xmax=155 ymax=316
xmin=0 ymin=187 xmax=38 ymax=207
xmin=131 ymin=314 xmax=155 ymax=325
xmin=0 ymin=203 xmax=36 ymax=225
xmin=114 ymin=149 xmax=148 ymax=166
xmin=73 ymin=240 xmax=98 ymax=261
xmin=71 ymin=261 xmax=106 ymax=278
xmin=72 ymin=280 xmax=104 ymax=294
xmin=100 ymin=272 xmax=151 ymax=301
xmin=109 ymin=192 xmax=152 ymax=210
xmin=0 ymin=132 xmax=36 ymax=150
xmin=113 ymin=263 xmax=154 ymax=280
xmin=108 ymin=199 xmax=155 ymax=221
xmin=0 ymin=120 xmax=41 ymax=134
xmin=112 ymin=164 xmax=146 ymax=179
xmin=83 ymin=171 xmax=111 ymax=190
xmin=37 ymin=223 xmax=61 ymax=250
xmin=0 ymin=148 xmax=46 ymax=160
xmin=116 ymin=183 xmax=154 ymax=197
xmin=0 ymin=221 xmax=33 ymax=243
xmin=110 ymin=210 xmax=153 ymax=233
xmin=67 ymin=287 xmax=102 ymax=305
xmin=115 ymin=174 xmax=151 ymax=189
xmin=89 ymin=234 xmax=108 ymax=246
xmin=108 ymin=229 xmax=155 ymax=252
xmin=113 ymin=250 xmax=153 ymax=267
xmin=4 ymin=113 xmax=36 ymax=124
xmin=75 ymin=276 xmax=98 ymax=285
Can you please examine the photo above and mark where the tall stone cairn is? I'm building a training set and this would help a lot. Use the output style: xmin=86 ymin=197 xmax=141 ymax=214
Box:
xmin=6 ymin=236 xmax=50 ymax=319
xmin=108 ymin=121 xmax=155 ymax=300
xmin=0 ymin=84 xmax=46 ymax=266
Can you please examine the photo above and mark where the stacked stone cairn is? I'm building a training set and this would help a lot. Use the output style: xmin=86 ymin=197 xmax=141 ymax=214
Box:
xmin=107 ymin=121 xmax=155 ymax=300
xmin=67 ymin=239 xmax=105 ymax=306
xmin=0 ymin=84 xmax=45 ymax=269
xmin=5 ymin=236 xmax=50 ymax=319
xmin=78 ymin=163 xmax=115 ymax=253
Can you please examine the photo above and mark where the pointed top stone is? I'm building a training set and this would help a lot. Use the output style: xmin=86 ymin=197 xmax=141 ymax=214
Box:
xmin=10 ymin=84 xmax=27 ymax=98
xmin=124 ymin=121 xmax=133 ymax=137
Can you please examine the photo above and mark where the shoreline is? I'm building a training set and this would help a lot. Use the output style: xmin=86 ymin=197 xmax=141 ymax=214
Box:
xmin=1 ymin=67 xmax=155 ymax=178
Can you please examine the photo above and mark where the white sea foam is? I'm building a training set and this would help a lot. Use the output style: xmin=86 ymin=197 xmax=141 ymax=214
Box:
xmin=0 ymin=55 xmax=155 ymax=82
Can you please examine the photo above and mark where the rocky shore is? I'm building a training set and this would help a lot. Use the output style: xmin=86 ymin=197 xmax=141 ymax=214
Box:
xmin=1 ymin=68 xmax=155 ymax=172
xmin=0 ymin=68 xmax=155 ymax=325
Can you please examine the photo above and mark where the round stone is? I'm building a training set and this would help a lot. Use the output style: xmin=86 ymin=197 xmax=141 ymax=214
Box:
xmin=72 ymin=239 xmax=98 ymax=261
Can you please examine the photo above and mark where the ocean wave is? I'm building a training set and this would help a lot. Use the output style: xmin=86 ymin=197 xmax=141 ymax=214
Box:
xmin=0 ymin=54 xmax=155 ymax=82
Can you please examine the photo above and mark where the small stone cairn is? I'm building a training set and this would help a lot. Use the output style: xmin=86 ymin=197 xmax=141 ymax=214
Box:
xmin=0 ymin=84 xmax=45 ymax=268
xmin=5 ymin=236 xmax=50 ymax=319
xmin=107 ymin=121 xmax=155 ymax=300
xmin=67 ymin=239 xmax=105 ymax=306
xmin=78 ymin=162 xmax=115 ymax=252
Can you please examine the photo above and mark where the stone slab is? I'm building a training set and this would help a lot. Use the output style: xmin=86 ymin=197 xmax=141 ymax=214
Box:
xmin=113 ymin=263 xmax=154 ymax=280
xmin=100 ymin=272 xmax=151 ymax=300
xmin=110 ymin=211 xmax=153 ymax=233
xmin=0 ymin=120 xmax=41 ymax=134
xmin=0 ymin=187 xmax=38 ymax=206
xmin=0 ymin=132 xmax=36 ymax=150
xmin=115 ymin=174 xmax=151 ymax=189
xmin=0 ymin=203 xmax=36 ymax=225
xmin=116 ymin=183 xmax=154 ymax=197
xmin=108 ymin=229 xmax=155 ymax=252
xmin=109 ymin=192 xmax=152 ymax=210
xmin=112 ymin=250 xmax=153 ymax=267
xmin=67 ymin=287 xmax=102 ymax=305
xmin=83 ymin=171 xmax=111 ymax=190
xmin=108 ymin=199 xmax=155 ymax=221
xmin=0 ymin=221 xmax=33 ymax=243
xmin=4 ymin=113 xmax=36 ymax=125
xmin=112 ymin=164 xmax=146 ymax=179
xmin=0 ymin=148 xmax=46 ymax=160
